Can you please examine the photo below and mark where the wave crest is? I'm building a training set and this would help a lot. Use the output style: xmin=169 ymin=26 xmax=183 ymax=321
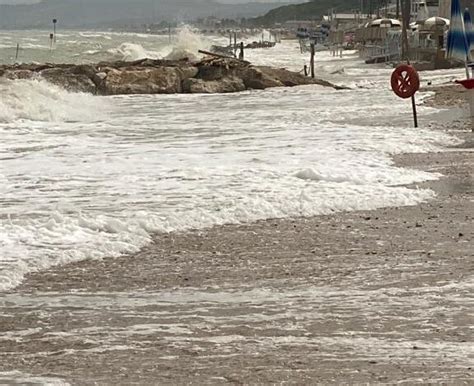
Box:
xmin=0 ymin=78 xmax=107 ymax=123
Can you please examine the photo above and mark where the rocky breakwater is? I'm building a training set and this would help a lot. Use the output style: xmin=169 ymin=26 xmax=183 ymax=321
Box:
xmin=0 ymin=56 xmax=345 ymax=95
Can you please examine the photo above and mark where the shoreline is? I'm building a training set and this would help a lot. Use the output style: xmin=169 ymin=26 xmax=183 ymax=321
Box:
xmin=1 ymin=97 xmax=473 ymax=383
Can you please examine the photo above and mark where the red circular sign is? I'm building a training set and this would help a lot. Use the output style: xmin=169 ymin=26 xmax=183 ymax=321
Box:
xmin=391 ymin=64 xmax=420 ymax=99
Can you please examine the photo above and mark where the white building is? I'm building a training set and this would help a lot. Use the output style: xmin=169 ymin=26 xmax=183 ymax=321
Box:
xmin=412 ymin=0 xmax=441 ymax=20
xmin=411 ymin=0 xmax=454 ymax=19
xmin=438 ymin=0 xmax=451 ymax=18
xmin=364 ymin=1 xmax=450 ymax=22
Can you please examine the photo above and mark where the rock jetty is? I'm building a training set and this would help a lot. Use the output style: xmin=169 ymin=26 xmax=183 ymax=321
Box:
xmin=0 ymin=56 xmax=345 ymax=95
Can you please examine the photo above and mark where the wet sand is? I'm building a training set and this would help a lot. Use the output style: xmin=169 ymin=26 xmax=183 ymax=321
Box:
xmin=1 ymin=93 xmax=473 ymax=384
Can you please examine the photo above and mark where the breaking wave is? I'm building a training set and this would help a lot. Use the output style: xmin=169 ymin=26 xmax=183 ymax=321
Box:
xmin=107 ymin=42 xmax=161 ymax=62
xmin=106 ymin=26 xmax=212 ymax=62
xmin=0 ymin=78 xmax=107 ymax=123
xmin=164 ymin=25 xmax=212 ymax=60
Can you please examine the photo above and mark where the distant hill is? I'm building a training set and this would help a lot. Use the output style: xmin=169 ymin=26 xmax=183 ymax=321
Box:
xmin=252 ymin=0 xmax=474 ymax=26
xmin=0 ymin=0 xmax=300 ymax=29
xmin=251 ymin=0 xmax=360 ymax=26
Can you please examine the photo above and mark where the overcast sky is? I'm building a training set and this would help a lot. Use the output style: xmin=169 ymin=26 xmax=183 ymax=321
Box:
xmin=0 ymin=0 xmax=298 ymax=3
xmin=0 ymin=0 xmax=39 ymax=3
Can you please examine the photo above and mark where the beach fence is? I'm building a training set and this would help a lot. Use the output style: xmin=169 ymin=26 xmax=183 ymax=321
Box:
xmin=329 ymin=30 xmax=344 ymax=57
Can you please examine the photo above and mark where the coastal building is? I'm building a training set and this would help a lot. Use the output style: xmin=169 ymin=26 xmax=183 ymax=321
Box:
xmin=438 ymin=0 xmax=451 ymax=18
xmin=323 ymin=12 xmax=370 ymax=30
xmin=284 ymin=20 xmax=319 ymax=31
xmin=412 ymin=0 xmax=441 ymax=20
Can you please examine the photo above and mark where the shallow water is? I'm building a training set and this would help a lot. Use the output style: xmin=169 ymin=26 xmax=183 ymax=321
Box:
xmin=0 ymin=30 xmax=466 ymax=291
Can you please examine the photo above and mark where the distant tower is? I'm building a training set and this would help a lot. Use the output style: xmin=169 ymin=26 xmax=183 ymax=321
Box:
xmin=439 ymin=0 xmax=451 ymax=18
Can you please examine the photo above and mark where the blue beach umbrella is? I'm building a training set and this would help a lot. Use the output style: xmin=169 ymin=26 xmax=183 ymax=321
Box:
xmin=463 ymin=8 xmax=474 ymax=57
xmin=447 ymin=0 xmax=470 ymax=63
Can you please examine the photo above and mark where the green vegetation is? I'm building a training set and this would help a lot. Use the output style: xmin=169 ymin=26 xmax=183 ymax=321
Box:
xmin=250 ymin=0 xmax=362 ymax=26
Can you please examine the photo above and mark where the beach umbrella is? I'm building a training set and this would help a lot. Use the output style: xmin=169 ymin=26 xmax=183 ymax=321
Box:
xmin=423 ymin=17 xmax=450 ymax=28
xmin=446 ymin=0 xmax=470 ymax=65
xmin=367 ymin=19 xmax=402 ymax=28
xmin=463 ymin=9 xmax=474 ymax=55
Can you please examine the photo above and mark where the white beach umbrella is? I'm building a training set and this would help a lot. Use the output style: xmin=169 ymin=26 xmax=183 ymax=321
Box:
xmin=368 ymin=19 xmax=402 ymax=28
xmin=423 ymin=16 xmax=450 ymax=28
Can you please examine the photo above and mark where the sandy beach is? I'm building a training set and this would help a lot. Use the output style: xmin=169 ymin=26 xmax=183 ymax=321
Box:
xmin=1 ymin=88 xmax=473 ymax=384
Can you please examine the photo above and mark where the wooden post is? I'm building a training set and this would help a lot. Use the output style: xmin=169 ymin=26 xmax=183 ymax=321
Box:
xmin=234 ymin=32 xmax=237 ymax=55
xmin=52 ymin=18 xmax=57 ymax=43
xmin=239 ymin=42 xmax=244 ymax=60
xmin=15 ymin=43 xmax=20 ymax=61
xmin=310 ymin=43 xmax=315 ymax=78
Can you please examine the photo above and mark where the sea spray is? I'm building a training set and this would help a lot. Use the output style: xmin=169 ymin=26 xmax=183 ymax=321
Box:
xmin=107 ymin=42 xmax=161 ymax=62
xmin=104 ymin=26 xmax=212 ymax=62
xmin=164 ymin=25 xmax=212 ymax=60
xmin=0 ymin=78 xmax=108 ymax=123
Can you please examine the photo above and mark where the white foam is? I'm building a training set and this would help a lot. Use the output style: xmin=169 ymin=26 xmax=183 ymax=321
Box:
xmin=0 ymin=36 xmax=464 ymax=292
xmin=108 ymin=42 xmax=161 ymax=62
xmin=0 ymin=371 xmax=69 ymax=386
xmin=164 ymin=25 xmax=212 ymax=60
xmin=0 ymin=78 xmax=108 ymax=122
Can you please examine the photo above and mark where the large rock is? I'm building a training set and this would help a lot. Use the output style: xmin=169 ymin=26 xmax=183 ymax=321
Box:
xmin=237 ymin=67 xmax=284 ymax=89
xmin=177 ymin=66 xmax=199 ymax=81
xmin=39 ymin=68 xmax=97 ymax=93
xmin=196 ymin=65 xmax=230 ymax=81
xmin=0 ymin=57 xmax=344 ymax=95
xmin=256 ymin=66 xmax=347 ymax=90
xmin=182 ymin=76 xmax=246 ymax=94
xmin=3 ymin=69 xmax=35 ymax=80
xmin=103 ymin=67 xmax=183 ymax=95
xmin=257 ymin=66 xmax=308 ymax=87
xmin=196 ymin=57 xmax=250 ymax=81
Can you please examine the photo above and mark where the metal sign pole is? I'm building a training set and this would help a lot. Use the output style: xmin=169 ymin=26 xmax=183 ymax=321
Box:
xmin=400 ymin=0 xmax=418 ymax=128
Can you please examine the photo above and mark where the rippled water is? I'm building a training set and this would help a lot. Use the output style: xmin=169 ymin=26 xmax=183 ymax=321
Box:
xmin=0 ymin=30 xmax=465 ymax=291
xmin=0 ymin=27 xmax=225 ymax=64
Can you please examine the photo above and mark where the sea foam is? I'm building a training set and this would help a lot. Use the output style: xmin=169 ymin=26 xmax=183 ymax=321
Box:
xmin=0 ymin=78 xmax=108 ymax=123
xmin=164 ymin=25 xmax=212 ymax=60
xmin=0 ymin=36 xmax=463 ymax=293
